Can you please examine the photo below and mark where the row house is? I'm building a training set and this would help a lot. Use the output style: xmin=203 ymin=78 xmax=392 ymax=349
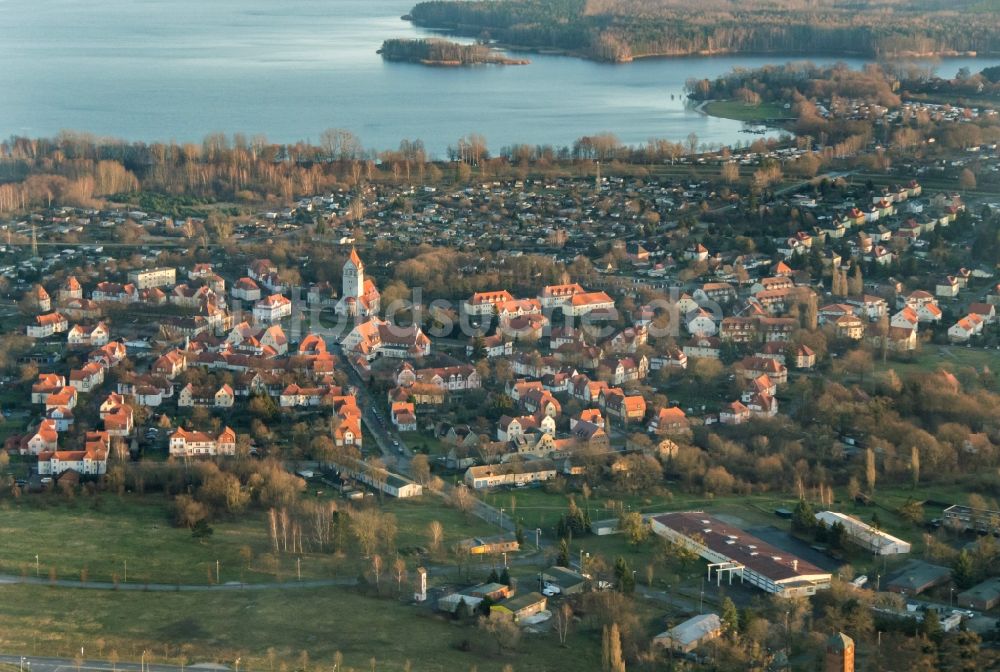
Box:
xmin=178 ymin=383 xmax=235 ymax=408
xmin=604 ymin=326 xmax=647 ymax=353
xmin=342 ymin=318 xmax=431 ymax=360
xmin=521 ymin=388 xmax=561 ymax=418
xmin=117 ymin=374 xmax=174 ymax=407
xmin=650 ymin=347 xmax=688 ymax=371
xmin=569 ymin=375 xmax=609 ymax=405
xmin=99 ymin=394 xmax=134 ymax=437
xmin=69 ymin=362 xmax=105 ymax=393
xmin=92 ymin=282 xmax=138 ymax=304
xmin=694 ymin=282 xmax=737 ymax=305
xmin=90 ymin=341 xmax=128 ymax=369
xmin=683 ymin=335 xmax=721 ymax=360
xmin=948 ymin=313 xmax=986 ymax=343
xmin=467 ymin=333 xmax=512 ymax=359
xmin=152 ymin=350 xmax=188 ymax=379
xmin=171 ymin=284 xmax=218 ymax=309
xmin=67 ymin=322 xmax=110 ymax=347
xmin=598 ymin=355 xmax=649 ymax=386
xmin=37 ymin=435 xmax=110 ymax=477
xmin=396 ymin=363 xmax=481 ymax=391
xmin=736 ymin=356 xmax=788 ymax=385
xmin=498 ymin=414 xmax=555 ymax=442
xmin=600 ymin=387 xmax=646 ymax=423
xmin=62 ymin=298 xmax=103 ymax=320
xmin=44 ymin=388 xmax=78 ymax=412
xmin=27 ymin=312 xmax=68 ymax=338
xmin=169 ymin=426 xmax=238 ymax=457
xmin=279 ymin=384 xmax=341 ymax=408
xmin=32 ymin=373 xmax=66 ymax=404
xmin=845 ymin=295 xmax=888 ymax=321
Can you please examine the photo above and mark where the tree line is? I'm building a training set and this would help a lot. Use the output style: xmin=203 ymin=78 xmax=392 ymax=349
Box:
xmin=406 ymin=0 xmax=1000 ymax=62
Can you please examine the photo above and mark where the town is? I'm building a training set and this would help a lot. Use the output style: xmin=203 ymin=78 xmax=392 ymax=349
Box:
xmin=2 ymin=65 xmax=1000 ymax=672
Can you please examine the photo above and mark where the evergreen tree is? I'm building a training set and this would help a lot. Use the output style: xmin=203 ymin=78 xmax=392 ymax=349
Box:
xmin=921 ymin=608 xmax=942 ymax=640
xmin=487 ymin=568 xmax=500 ymax=584
xmin=455 ymin=597 xmax=472 ymax=621
xmin=720 ymin=597 xmax=740 ymax=634
xmin=515 ymin=522 xmax=525 ymax=547
xmin=557 ymin=538 xmax=570 ymax=567
xmin=499 ymin=568 xmax=511 ymax=587
xmin=791 ymin=499 xmax=816 ymax=534
xmin=952 ymin=550 xmax=976 ymax=589
xmin=614 ymin=556 xmax=635 ymax=594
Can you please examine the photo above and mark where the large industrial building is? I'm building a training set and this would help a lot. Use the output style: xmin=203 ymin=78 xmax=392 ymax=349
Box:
xmin=815 ymin=511 xmax=911 ymax=555
xmin=650 ymin=512 xmax=832 ymax=598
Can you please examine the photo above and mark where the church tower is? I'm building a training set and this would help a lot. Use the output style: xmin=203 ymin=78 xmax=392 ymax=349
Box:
xmin=343 ymin=248 xmax=364 ymax=300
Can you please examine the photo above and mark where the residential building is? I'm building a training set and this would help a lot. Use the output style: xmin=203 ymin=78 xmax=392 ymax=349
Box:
xmin=128 ymin=267 xmax=176 ymax=289
xmin=168 ymin=426 xmax=237 ymax=457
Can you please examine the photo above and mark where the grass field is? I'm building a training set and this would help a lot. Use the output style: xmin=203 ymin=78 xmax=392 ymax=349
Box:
xmin=874 ymin=343 xmax=1000 ymax=389
xmin=0 ymin=583 xmax=602 ymax=672
xmin=704 ymin=100 xmax=788 ymax=122
xmin=0 ymin=495 xmax=496 ymax=586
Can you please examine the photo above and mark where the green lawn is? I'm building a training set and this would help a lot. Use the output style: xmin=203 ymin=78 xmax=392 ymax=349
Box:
xmin=704 ymin=100 xmax=788 ymax=122
xmin=0 ymin=583 xmax=602 ymax=672
xmin=0 ymin=495 xmax=497 ymax=586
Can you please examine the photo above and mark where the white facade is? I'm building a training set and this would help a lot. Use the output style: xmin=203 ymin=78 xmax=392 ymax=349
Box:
xmin=815 ymin=511 xmax=911 ymax=555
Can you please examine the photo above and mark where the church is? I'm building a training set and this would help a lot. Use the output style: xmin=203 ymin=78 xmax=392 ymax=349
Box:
xmin=335 ymin=248 xmax=381 ymax=317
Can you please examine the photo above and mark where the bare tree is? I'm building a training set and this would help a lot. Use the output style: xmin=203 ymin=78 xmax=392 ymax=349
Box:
xmin=427 ymin=520 xmax=444 ymax=554
xmin=393 ymin=556 xmax=408 ymax=596
xmin=555 ymin=602 xmax=574 ymax=646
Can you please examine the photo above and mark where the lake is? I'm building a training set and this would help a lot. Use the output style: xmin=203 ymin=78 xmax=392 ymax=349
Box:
xmin=2 ymin=0 xmax=997 ymax=156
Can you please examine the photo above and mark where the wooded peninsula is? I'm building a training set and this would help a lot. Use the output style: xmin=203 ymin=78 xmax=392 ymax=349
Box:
xmin=378 ymin=38 xmax=529 ymax=66
xmin=404 ymin=0 xmax=1000 ymax=63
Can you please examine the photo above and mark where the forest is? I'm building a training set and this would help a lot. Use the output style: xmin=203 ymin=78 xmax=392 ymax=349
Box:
xmin=378 ymin=38 xmax=528 ymax=65
xmin=405 ymin=0 xmax=1000 ymax=62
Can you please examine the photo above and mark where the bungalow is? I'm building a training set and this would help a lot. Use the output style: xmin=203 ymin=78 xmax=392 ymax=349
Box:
xmin=491 ymin=592 xmax=548 ymax=622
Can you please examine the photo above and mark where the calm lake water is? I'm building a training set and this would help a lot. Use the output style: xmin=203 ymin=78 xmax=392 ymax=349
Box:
xmin=2 ymin=0 xmax=997 ymax=156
